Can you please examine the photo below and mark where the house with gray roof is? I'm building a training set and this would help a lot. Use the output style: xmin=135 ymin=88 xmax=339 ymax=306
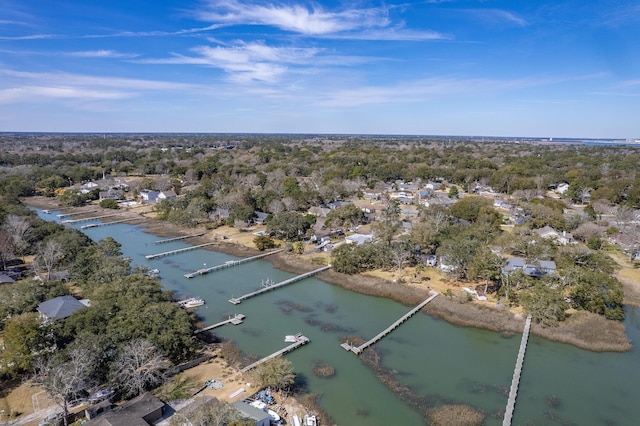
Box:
xmin=231 ymin=401 xmax=270 ymax=426
xmin=502 ymin=257 xmax=557 ymax=278
xmin=37 ymin=295 xmax=88 ymax=321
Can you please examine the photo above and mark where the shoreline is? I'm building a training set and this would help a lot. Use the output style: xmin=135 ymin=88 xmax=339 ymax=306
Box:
xmin=25 ymin=196 xmax=632 ymax=353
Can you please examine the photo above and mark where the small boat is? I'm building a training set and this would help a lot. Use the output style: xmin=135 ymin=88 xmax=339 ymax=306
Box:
xmin=43 ymin=209 xmax=51 ymax=214
xmin=304 ymin=414 xmax=317 ymax=426
xmin=285 ymin=333 xmax=302 ymax=343
xmin=146 ymin=268 xmax=160 ymax=277
xmin=176 ymin=297 xmax=205 ymax=309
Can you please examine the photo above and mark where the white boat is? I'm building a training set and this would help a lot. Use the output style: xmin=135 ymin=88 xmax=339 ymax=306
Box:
xmin=267 ymin=409 xmax=280 ymax=422
xmin=147 ymin=268 xmax=160 ymax=277
xmin=285 ymin=333 xmax=302 ymax=343
xmin=304 ymin=414 xmax=317 ymax=426
xmin=42 ymin=209 xmax=51 ymax=214
xmin=176 ymin=297 xmax=205 ymax=309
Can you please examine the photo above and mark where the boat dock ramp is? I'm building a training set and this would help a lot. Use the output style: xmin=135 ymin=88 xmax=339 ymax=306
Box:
xmin=341 ymin=292 xmax=439 ymax=354
xmin=81 ymin=217 xmax=142 ymax=229
xmin=195 ymin=314 xmax=246 ymax=334
xmin=145 ymin=242 xmax=217 ymax=260
xmin=184 ymin=249 xmax=284 ymax=278
xmin=240 ymin=334 xmax=310 ymax=373
xmin=502 ymin=315 xmax=532 ymax=426
xmin=229 ymin=266 xmax=331 ymax=305
xmin=61 ymin=213 xmax=123 ymax=224
xmin=154 ymin=233 xmax=205 ymax=244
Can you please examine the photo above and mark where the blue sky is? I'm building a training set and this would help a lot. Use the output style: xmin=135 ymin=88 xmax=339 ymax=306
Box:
xmin=1 ymin=0 xmax=639 ymax=137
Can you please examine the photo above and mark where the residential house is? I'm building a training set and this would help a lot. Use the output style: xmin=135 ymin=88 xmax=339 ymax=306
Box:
xmin=157 ymin=190 xmax=177 ymax=201
xmin=425 ymin=182 xmax=441 ymax=191
xmin=139 ymin=189 xmax=159 ymax=204
xmin=0 ymin=273 xmax=15 ymax=284
xmin=555 ymin=183 xmax=570 ymax=195
xmin=345 ymin=233 xmax=373 ymax=245
xmin=536 ymin=226 xmax=573 ymax=245
xmin=231 ymin=401 xmax=271 ymax=426
xmin=84 ymin=392 xmax=165 ymax=426
xmin=99 ymin=189 xmax=123 ymax=201
xmin=502 ymin=257 xmax=557 ymax=278
xmin=253 ymin=211 xmax=269 ymax=224
xmin=37 ymin=295 xmax=88 ymax=321
xmin=170 ymin=396 xmax=217 ymax=425
xmin=362 ymin=189 xmax=382 ymax=200
xmin=308 ymin=206 xmax=332 ymax=218
xmin=209 ymin=208 xmax=230 ymax=222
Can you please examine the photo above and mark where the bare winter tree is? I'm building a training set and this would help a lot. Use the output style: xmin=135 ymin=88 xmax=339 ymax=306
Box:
xmin=37 ymin=348 xmax=97 ymax=426
xmin=0 ymin=229 xmax=15 ymax=270
xmin=268 ymin=199 xmax=285 ymax=215
xmin=3 ymin=215 xmax=31 ymax=261
xmin=34 ymin=240 xmax=64 ymax=280
xmin=111 ymin=339 xmax=170 ymax=398
xmin=282 ymin=196 xmax=298 ymax=212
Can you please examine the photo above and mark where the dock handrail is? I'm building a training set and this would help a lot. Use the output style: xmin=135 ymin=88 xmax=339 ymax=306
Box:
xmin=229 ymin=266 xmax=330 ymax=304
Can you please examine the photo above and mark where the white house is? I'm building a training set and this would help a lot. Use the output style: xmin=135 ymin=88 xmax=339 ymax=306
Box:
xmin=345 ymin=233 xmax=373 ymax=245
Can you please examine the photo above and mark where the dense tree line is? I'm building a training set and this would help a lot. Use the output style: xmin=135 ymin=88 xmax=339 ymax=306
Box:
xmin=0 ymin=198 xmax=200 ymax=420
xmin=2 ymin=134 xmax=637 ymax=329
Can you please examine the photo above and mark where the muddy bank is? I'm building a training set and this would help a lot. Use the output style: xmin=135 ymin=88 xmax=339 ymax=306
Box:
xmin=24 ymin=196 xmax=633 ymax=352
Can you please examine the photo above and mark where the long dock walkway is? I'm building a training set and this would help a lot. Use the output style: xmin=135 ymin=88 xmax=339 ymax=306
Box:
xmin=229 ymin=266 xmax=331 ymax=304
xmin=145 ymin=242 xmax=217 ymax=259
xmin=81 ymin=217 xmax=142 ymax=229
xmin=195 ymin=314 xmax=245 ymax=334
xmin=155 ymin=233 xmax=205 ymax=244
xmin=341 ymin=292 xmax=439 ymax=355
xmin=61 ymin=213 xmax=123 ymax=224
xmin=503 ymin=315 xmax=532 ymax=426
xmin=184 ymin=249 xmax=284 ymax=278
xmin=57 ymin=209 xmax=99 ymax=218
xmin=240 ymin=334 xmax=310 ymax=373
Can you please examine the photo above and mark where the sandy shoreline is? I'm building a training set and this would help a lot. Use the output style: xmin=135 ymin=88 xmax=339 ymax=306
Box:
xmin=25 ymin=196 xmax=632 ymax=353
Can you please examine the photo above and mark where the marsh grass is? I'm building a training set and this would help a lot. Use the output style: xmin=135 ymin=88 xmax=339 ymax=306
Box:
xmin=427 ymin=405 xmax=485 ymax=426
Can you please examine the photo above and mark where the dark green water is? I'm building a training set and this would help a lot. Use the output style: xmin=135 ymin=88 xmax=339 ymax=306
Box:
xmin=38 ymin=210 xmax=640 ymax=425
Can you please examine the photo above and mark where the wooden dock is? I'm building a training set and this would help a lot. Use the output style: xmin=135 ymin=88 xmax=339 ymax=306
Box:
xmin=195 ymin=314 xmax=245 ymax=334
xmin=184 ymin=249 xmax=284 ymax=278
xmin=155 ymin=233 xmax=205 ymax=244
xmin=145 ymin=242 xmax=217 ymax=259
xmin=240 ymin=334 xmax=310 ymax=373
xmin=80 ymin=217 xmax=142 ymax=229
xmin=57 ymin=209 xmax=98 ymax=218
xmin=503 ymin=315 xmax=532 ymax=426
xmin=229 ymin=266 xmax=331 ymax=304
xmin=341 ymin=292 xmax=439 ymax=355
xmin=61 ymin=213 xmax=123 ymax=224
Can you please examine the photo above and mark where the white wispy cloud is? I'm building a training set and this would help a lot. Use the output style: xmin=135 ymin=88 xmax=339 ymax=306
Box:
xmin=194 ymin=0 xmax=448 ymax=40
xmin=141 ymin=42 xmax=324 ymax=83
xmin=0 ymin=24 xmax=223 ymax=41
xmin=66 ymin=50 xmax=137 ymax=58
xmin=0 ymin=33 xmax=53 ymax=40
xmin=463 ymin=9 xmax=528 ymax=26
xmin=0 ymin=86 xmax=130 ymax=103
xmin=0 ymin=69 xmax=199 ymax=104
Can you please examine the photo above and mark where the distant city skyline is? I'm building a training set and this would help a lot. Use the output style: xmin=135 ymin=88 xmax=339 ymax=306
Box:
xmin=1 ymin=0 xmax=639 ymax=138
